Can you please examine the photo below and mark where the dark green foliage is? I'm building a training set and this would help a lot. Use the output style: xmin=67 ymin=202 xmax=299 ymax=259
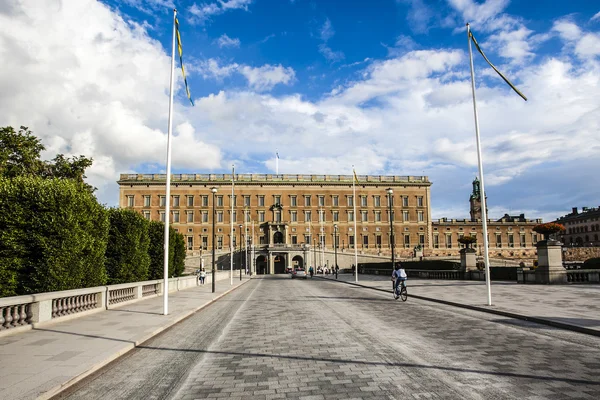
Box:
xmin=105 ymin=209 xmax=151 ymax=284
xmin=147 ymin=221 xmax=186 ymax=279
xmin=583 ymin=258 xmax=600 ymax=269
xmin=0 ymin=177 xmax=109 ymax=296
xmin=0 ymin=126 xmax=45 ymax=178
xmin=172 ymin=232 xmax=186 ymax=277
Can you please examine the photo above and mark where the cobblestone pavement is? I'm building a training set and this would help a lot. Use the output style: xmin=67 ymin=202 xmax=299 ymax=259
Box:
xmin=56 ymin=276 xmax=600 ymax=400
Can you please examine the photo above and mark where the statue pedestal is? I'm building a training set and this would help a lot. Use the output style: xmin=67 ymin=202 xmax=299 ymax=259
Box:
xmin=460 ymin=248 xmax=477 ymax=271
xmin=535 ymin=240 xmax=566 ymax=284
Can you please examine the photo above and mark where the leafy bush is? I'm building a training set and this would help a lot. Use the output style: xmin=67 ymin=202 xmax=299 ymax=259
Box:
xmin=105 ymin=208 xmax=150 ymax=284
xmin=0 ymin=177 xmax=108 ymax=296
xmin=147 ymin=221 xmax=186 ymax=279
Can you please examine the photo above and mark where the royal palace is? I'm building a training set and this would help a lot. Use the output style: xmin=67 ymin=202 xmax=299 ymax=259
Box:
xmin=118 ymin=173 xmax=542 ymax=273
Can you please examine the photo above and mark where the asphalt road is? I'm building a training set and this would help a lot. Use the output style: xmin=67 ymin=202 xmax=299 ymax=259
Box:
xmin=54 ymin=276 xmax=600 ymax=399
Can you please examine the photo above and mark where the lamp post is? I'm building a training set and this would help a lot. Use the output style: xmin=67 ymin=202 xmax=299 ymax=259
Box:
xmin=313 ymin=238 xmax=317 ymax=273
xmin=387 ymin=188 xmax=395 ymax=268
xmin=238 ymin=224 xmax=243 ymax=280
xmin=211 ymin=187 xmax=218 ymax=293
xmin=334 ymin=224 xmax=338 ymax=279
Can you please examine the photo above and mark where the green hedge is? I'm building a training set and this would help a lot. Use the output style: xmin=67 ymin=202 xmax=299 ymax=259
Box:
xmin=583 ymin=258 xmax=600 ymax=269
xmin=147 ymin=220 xmax=186 ymax=279
xmin=105 ymin=208 xmax=150 ymax=284
xmin=0 ymin=177 xmax=108 ymax=296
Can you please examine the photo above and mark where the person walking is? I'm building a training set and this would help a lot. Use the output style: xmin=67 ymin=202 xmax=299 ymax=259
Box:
xmin=309 ymin=266 xmax=314 ymax=278
xmin=335 ymin=265 xmax=339 ymax=279
xmin=199 ymin=268 xmax=206 ymax=285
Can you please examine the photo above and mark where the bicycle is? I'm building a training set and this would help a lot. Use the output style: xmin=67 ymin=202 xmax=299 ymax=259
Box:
xmin=394 ymin=280 xmax=408 ymax=302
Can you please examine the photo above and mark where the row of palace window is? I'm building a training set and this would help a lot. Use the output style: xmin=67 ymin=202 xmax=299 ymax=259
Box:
xmin=185 ymin=233 xmax=427 ymax=251
xmin=568 ymin=224 xmax=600 ymax=234
xmin=126 ymin=194 xmax=425 ymax=208
xmin=432 ymin=233 xmax=538 ymax=249
xmin=141 ymin=209 xmax=426 ymax=224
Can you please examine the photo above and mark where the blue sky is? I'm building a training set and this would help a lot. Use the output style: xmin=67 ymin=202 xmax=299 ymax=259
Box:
xmin=1 ymin=0 xmax=599 ymax=221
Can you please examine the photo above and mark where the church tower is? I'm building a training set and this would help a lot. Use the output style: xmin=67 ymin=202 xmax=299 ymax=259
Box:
xmin=469 ymin=177 xmax=487 ymax=221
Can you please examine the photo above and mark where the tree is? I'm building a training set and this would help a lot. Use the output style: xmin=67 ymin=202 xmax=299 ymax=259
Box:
xmin=0 ymin=125 xmax=95 ymax=192
xmin=147 ymin=221 xmax=186 ymax=280
xmin=0 ymin=126 xmax=45 ymax=178
xmin=105 ymin=209 xmax=151 ymax=284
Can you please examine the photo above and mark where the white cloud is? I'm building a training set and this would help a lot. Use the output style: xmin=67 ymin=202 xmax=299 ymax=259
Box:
xmin=216 ymin=34 xmax=241 ymax=48
xmin=398 ymin=0 xmax=435 ymax=34
xmin=196 ymin=59 xmax=295 ymax=91
xmin=591 ymin=11 xmax=600 ymax=22
xmin=317 ymin=18 xmax=344 ymax=62
xmin=0 ymin=0 xmax=221 ymax=204
xmin=552 ymin=20 xmax=582 ymax=41
xmin=239 ymin=65 xmax=296 ymax=91
xmin=188 ymin=0 xmax=252 ymax=24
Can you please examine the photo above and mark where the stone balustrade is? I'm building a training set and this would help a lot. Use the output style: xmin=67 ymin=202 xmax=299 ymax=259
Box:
xmin=566 ymin=269 xmax=600 ymax=283
xmin=0 ymin=272 xmax=231 ymax=336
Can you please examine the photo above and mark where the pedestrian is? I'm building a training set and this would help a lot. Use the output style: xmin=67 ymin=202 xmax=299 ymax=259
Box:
xmin=309 ymin=266 xmax=314 ymax=278
xmin=199 ymin=268 xmax=206 ymax=285
xmin=335 ymin=264 xmax=339 ymax=279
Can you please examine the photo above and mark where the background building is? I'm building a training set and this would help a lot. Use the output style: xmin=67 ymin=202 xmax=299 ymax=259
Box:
xmin=556 ymin=207 xmax=600 ymax=247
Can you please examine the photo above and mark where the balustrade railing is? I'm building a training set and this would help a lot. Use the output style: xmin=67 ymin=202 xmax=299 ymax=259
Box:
xmin=566 ymin=269 xmax=599 ymax=283
xmin=0 ymin=303 xmax=31 ymax=330
xmin=142 ymin=284 xmax=159 ymax=297
xmin=52 ymin=294 xmax=98 ymax=318
xmin=109 ymin=287 xmax=136 ymax=305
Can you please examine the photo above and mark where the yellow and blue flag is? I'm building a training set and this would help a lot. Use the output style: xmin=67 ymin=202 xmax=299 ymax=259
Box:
xmin=175 ymin=17 xmax=194 ymax=106
xmin=469 ymin=30 xmax=527 ymax=101
xmin=353 ymin=169 xmax=359 ymax=184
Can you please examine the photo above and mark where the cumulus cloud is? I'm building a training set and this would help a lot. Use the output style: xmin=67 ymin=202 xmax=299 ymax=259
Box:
xmin=0 ymin=0 xmax=221 ymax=204
xmin=216 ymin=34 xmax=241 ymax=48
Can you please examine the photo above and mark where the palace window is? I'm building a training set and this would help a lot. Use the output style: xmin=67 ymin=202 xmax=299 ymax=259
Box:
xmin=291 ymin=211 xmax=297 ymax=222
xmin=160 ymin=211 xmax=166 ymax=223
xmin=217 ymin=211 xmax=223 ymax=223
xmin=304 ymin=195 xmax=311 ymax=206
xmin=201 ymin=236 xmax=208 ymax=250
xmin=244 ymin=195 xmax=250 ymax=207
xmin=275 ymin=211 xmax=281 ymax=222
xmin=403 ymin=196 xmax=409 ymax=207
xmin=403 ymin=211 xmax=409 ymax=222
xmin=496 ymin=233 xmax=502 ymax=248
xmin=433 ymin=234 xmax=439 ymax=248
xmin=187 ymin=195 xmax=194 ymax=207
xmin=127 ymin=195 xmax=134 ymax=207
xmin=333 ymin=211 xmax=339 ymax=222
xmin=374 ymin=196 xmax=380 ymax=207
xmin=508 ymin=234 xmax=514 ymax=248
xmin=361 ymin=196 xmax=367 ymax=207
xmin=231 ymin=211 xmax=236 ymax=223
xmin=160 ymin=196 xmax=166 ymax=207
xmin=520 ymin=234 xmax=526 ymax=247
xmin=347 ymin=196 xmax=354 ymax=207
xmin=446 ymin=234 xmax=452 ymax=248
xmin=258 ymin=211 xmax=265 ymax=222
xmin=305 ymin=210 xmax=311 ymax=222
xmin=217 ymin=236 xmax=223 ymax=249
xmin=290 ymin=196 xmax=297 ymax=207
xmin=201 ymin=211 xmax=208 ymax=223
xmin=258 ymin=196 xmax=264 ymax=207
xmin=375 ymin=211 xmax=381 ymax=222
xmin=318 ymin=196 xmax=325 ymax=207
xmin=173 ymin=196 xmax=180 ymax=207
xmin=348 ymin=211 xmax=354 ymax=222
xmin=201 ymin=196 xmax=208 ymax=207
xmin=187 ymin=236 xmax=193 ymax=250
xmin=419 ymin=234 xmax=425 ymax=245
xmin=216 ymin=196 xmax=223 ymax=207
xmin=363 ymin=235 xmax=369 ymax=247
xmin=319 ymin=210 xmax=325 ymax=223
xmin=143 ymin=211 xmax=151 ymax=220
xmin=417 ymin=196 xmax=423 ymax=207
xmin=187 ymin=211 xmax=194 ymax=223
xmin=332 ymin=196 xmax=339 ymax=206
xmin=144 ymin=195 xmax=151 ymax=207
xmin=274 ymin=195 xmax=281 ymax=204
xmin=361 ymin=210 xmax=368 ymax=222
xmin=404 ymin=234 xmax=410 ymax=248
xmin=418 ymin=211 xmax=424 ymax=222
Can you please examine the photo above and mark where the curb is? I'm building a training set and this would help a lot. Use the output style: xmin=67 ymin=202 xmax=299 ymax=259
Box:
xmin=42 ymin=279 xmax=252 ymax=400
xmin=316 ymin=276 xmax=600 ymax=338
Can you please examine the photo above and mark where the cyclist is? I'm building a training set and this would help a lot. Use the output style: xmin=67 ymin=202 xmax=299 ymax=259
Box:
xmin=391 ymin=262 xmax=407 ymax=294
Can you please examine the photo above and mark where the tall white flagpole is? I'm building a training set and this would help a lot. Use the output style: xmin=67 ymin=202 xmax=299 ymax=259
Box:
xmin=230 ymin=165 xmax=234 ymax=285
xmin=320 ymin=209 xmax=325 ymax=268
xmin=353 ymin=167 xmax=359 ymax=282
xmin=162 ymin=8 xmax=177 ymax=316
xmin=251 ymin=220 xmax=255 ymax=275
xmin=244 ymin=212 xmax=248 ymax=275
xmin=467 ymin=23 xmax=492 ymax=306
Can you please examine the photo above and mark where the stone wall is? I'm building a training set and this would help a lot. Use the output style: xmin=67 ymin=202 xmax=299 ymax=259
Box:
xmin=562 ymin=246 xmax=600 ymax=262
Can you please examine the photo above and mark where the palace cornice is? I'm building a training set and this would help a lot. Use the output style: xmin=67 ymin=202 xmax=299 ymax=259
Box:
xmin=118 ymin=173 xmax=432 ymax=187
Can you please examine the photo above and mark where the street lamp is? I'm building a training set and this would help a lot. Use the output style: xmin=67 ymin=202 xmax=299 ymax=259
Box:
xmin=239 ymin=224 xmax=243 ymax=280
xmin=313 ymin=237 xmax=317 ymax=273
xmin=334 ymin=224 xmax=338 ymax=279
xmin=211 ymin=187 xmax=218 ymax=293
xmin=387 ymin=188 xmax=395 ymax=269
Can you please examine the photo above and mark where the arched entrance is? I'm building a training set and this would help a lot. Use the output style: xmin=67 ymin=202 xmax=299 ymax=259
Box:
xmin=292 ymin=255 xmax=304 ymax=269
xmin=274 ymin=231 xmax=284 ymax=244
xmin=274 ymin=254 xmax=286 ymax=274
xmin=256 ymin=255 xmax=267 ymax=275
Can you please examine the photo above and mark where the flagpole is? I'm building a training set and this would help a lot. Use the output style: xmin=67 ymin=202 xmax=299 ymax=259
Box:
xmin=162 ymin=8 xmax=177 ymax=316
xmin=251 ymin=220 xmax=255 ymax=275
xmin=320 ymin=209 xmax=325 ymax=269
xmin=467 ymin=23 xmax=492 ymax=306
xmin=353 ymin=167 xmax=358 ymax=282
xmin=230 ymin=165 xmax=234 ymax=285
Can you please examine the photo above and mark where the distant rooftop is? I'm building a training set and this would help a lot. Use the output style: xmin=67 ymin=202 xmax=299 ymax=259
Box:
xmin=118 ymin=173 xmax=430 ymax=185
xmin=557 ymin=206 xmax=600 ymax=221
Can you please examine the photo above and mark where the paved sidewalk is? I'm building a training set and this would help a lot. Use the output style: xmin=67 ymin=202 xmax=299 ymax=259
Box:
xmin=0 ymin=276 xmax=251 ymax=400
xmin=319 ymin=273 xmax=600 ymax=336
